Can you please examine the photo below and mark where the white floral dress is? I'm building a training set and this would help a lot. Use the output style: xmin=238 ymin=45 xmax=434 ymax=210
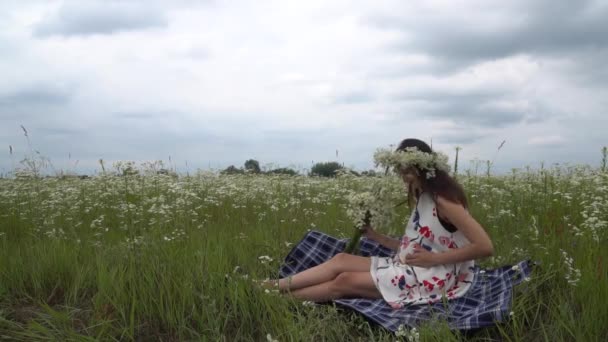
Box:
xmin=370 ymin=192 xmax=475 ymax=308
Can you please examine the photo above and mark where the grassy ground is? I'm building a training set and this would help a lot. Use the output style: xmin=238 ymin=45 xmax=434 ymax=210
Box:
xmin=0 ymin=165 xmax=607 ymax=341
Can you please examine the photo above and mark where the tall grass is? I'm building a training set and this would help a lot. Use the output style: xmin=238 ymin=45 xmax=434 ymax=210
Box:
xmin=0 ymin=160 xmax=607 ymax=340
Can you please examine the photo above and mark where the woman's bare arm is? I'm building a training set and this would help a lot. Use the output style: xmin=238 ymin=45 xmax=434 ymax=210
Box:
xmin=432 ymin=196 xmax=494 ymax=265
xmin=363 ymin=226 xmax=401 ymax=251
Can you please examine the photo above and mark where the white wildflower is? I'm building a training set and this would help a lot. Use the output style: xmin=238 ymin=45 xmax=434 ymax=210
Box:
xmin=395 ymin=325 xmax=419 ymax=342
xmin=258 ymin=255 xmax=273 ymax=264
xmin=530 ymin=216 xmax=539 ymax=240
xmin=571 ymin=225 xmax=583 ymax=237
xmin=395 ymin=324 xmax=407 ymax=337
xmin=560 ymin=249 xmax=581 ymax=286
xmin=266 ymin=333 xmax=278 ymax=342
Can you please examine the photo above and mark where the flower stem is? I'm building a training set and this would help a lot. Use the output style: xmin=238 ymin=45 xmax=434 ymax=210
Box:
xmin=344 ymin=210 xmax=371 ymax=254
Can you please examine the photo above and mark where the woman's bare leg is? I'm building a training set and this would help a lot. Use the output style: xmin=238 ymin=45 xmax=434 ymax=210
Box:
xmin=277 ymin=253 xmax=371 ymax=291
xmin=288 ymin=271 xmax=382 ymax=302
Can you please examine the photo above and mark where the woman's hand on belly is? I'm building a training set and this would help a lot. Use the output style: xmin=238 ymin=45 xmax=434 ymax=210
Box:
xmin=404 ymin=245 xmax=438 ymax=268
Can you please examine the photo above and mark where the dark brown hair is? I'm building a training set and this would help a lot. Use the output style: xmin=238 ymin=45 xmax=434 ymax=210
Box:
xmin=396 ymin=138 xmax=468 ymax=209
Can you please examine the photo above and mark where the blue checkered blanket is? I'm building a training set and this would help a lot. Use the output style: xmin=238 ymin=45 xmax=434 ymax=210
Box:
xmin=279 ymin=230 xmax=533 ymax=332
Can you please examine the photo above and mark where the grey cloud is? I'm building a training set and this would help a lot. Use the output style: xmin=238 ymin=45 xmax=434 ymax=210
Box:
xmin=435 ymin=131 xmax=487 ymax=145
xmin=37 ymin=127 xmax=82 ymax=137
xmin=431 ymin=103 xmax=524 ymax=128
xmin=393 ymin=88 xmax=504 ymax=104
xmin=369 ymin=1 xmax=608 ymax=69
xmin=557 ymin=47 xmax=608 ymax=87
xmin=0 ymin=85 xmax=72 ymax=121
xmin=0 ymin=86 xmax=70 ymax=106
xmin=333 ymin=91 xmax=375 ymax=105
xmin=113 ymin=111 xmax=167 ymax=120
xmin=34 ymin=1 xmax=168 ymax=37
xmin=393 ymin=89 xmax=529 ymax=128
xmin=3 ymin=115 xmax=226 ymax=169
xmin=366 ymin=61 xmax=443 ymax=79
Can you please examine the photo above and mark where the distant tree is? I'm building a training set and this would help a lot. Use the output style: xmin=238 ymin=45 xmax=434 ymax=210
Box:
xmin=361 ymin=170 xmax=378 ymax=177
xmin=310 ymin=161 xmax=343 ymax=177
xmin=221 ymin=165 xmax=244 ymax=175
xmin=268 ymin=167 xmax=298 ymax=176
xmin=244 ymin=159 xmax=261 ymax=174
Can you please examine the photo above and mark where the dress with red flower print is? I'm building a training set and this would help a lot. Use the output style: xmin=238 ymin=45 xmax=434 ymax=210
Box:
xmin=369 ymin=192 xmax=475 ymax=308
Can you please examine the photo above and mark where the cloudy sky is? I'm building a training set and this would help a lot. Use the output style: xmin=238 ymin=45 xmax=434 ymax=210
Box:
xmin=1 ymin=0 xmax=607 ymax=175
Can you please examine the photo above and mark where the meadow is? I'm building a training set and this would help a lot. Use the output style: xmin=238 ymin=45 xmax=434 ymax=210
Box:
xmin=0 ymin=161 xmax=607 ymax=341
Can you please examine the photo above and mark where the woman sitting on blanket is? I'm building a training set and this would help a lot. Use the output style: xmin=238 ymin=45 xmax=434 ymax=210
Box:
xmin=268 ymin=138 xmax=494 ymax=308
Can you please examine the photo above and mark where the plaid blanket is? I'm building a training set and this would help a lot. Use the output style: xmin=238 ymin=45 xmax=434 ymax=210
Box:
xmin=279 ymin=230 xmax=533 ymax=332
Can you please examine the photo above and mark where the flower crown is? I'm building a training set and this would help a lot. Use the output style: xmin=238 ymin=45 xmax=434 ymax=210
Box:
xmin=373 ymin=146 xmax=451 ymax=179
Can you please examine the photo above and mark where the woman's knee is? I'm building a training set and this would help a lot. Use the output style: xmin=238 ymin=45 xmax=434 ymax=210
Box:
xmin=330 ymin=272 xmax=356 ymax=297
xmin=329 ymin=253 xmax=351 ymax=272
xmin=331 ymin=252 xmax=349 ymax=263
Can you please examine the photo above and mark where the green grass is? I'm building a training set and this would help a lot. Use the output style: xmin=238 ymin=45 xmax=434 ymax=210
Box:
xmin=1 ymin=165 xmax=607 ymax=341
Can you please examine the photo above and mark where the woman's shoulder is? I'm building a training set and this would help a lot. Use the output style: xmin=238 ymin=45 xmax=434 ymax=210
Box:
xmin=432 ymin=193 xmax=449 ymax=205
xmin=417 ymin=192 xmax=465 ymax=210
xmin=433 ymin=193 xmax=468 ymax=215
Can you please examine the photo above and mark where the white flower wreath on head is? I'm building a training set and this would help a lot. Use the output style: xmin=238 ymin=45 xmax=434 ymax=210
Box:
xmin=373 ymin=146 xmax=451 ymax=179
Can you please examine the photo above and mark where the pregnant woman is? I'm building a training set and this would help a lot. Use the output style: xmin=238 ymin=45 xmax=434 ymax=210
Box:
xmin=266 ymin=138 xmax=494 ymax=308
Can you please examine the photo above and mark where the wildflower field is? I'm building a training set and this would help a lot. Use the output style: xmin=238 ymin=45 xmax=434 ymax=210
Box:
xmin=0 ymin=163 xmax=607 ymax=341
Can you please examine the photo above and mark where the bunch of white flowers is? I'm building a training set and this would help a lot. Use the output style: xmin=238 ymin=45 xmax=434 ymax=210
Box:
xmin=345 ymin=191 xmax=376 ymax=229
xmin=345 ymin=176 xmax=405 ymax=231
xmin=373 ymin=146 xmax=450 ymax=179
xmin=343 ymin=176 xmax=405 ymax=253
